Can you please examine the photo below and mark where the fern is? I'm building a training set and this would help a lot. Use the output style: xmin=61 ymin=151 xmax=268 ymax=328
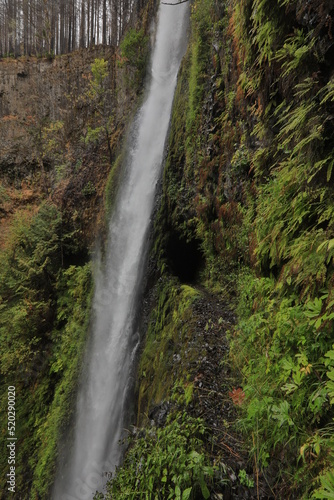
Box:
xmin=275 ymin=29 xmax=314 ymax=78
xmin=320 ymin=79 xmax=334 ymax=105
xmin=313 ymin=470 xmax=334 ymax=499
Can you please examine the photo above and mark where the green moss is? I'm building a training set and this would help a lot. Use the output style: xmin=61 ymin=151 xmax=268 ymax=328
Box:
xmin=137 ymin=278 xmax=201 ymax=422
xmin=105 ymin=153 xmax=124 ymax=218
xmin=185 ymin=0 xmax=212 ymax=157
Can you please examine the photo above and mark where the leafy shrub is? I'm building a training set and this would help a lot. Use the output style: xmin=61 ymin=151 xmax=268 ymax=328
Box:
xmin=231 ymin=271 xmax=334 ymax=492
xmin=119 ymin=28 xmax=149 ymax=88
xmin=90 ymin=58 xmax=108 ymax=96
xmin=120 ymin=28 xmax=148 ymax=71
xmin=313 ymin=470 xmax=334 ymax=499
xmin=103 ymin=413 xmax=214 ymax=500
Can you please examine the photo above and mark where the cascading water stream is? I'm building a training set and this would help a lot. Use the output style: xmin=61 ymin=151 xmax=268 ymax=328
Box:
xmin=52 ymin=2 xmax=189 ymax=499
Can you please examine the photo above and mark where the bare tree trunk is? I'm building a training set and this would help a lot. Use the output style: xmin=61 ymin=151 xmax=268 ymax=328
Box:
xmin=102 ymin=0 xmax=107 ymax=45
xmin=80 ymin=0 xmax=85 ymax=48
xmin=96 ymin=0 xmax=100 ymax=44
xmin=87 ymin=0 xmax=90 ymax=46
xmin=8 ymin=0 xmax=14 ymax=54
xmin=50 ymin=0 xmax=55 ymax=53
xmin=0 ymin=0 xmax=138 ymax=56
xmin=13 ymin=0 xmax=20 ymax=57
xmin=68 ymin=5 xmax=72 ymax=52
xmin=22 ymin=0 xmax=28 ymax=55
xmin=108 ymin=0 xmax=118 ymax=46
xmin=91 ymin=0 xmax=95 ymax=45
xmin=59 ymin=0 xmax=64 ymax=53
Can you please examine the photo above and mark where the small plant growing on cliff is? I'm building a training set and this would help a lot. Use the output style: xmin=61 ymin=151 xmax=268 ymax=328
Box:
xmin=45 ymin=50 xmax=55 ymax=61
xmin=41 ymin=120 xmax=64 ymax=162
xmin=119 ymin=28 xmax=148 ymax=72
xmin=82 ymin=181 xmax=96 ymax=197
xmin=89 ymin=58 xmax=109 ymax=100
xmin=81 ymin=58 xmax=115 ymax=164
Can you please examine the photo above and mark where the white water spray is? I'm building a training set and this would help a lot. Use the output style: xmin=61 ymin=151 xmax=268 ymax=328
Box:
xmin=52 ymin=2 xmax=189 ymax=498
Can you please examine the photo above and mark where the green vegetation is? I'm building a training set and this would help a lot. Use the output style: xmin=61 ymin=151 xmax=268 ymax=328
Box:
xmin=82 ymin=180 xmax=97 ymax=196
xmin=119 ymin=28 xmax=149 ymax=89
xmin=105 ymin=153 xmax=124 ymax=218
xmin=0 ymin=203 xmax=93 ymax=497
xmin=137 ymin=279 xmax=201 ymax=418
xmin=81 ymin=58 xmax=116 ymax=164
xmin=30 ymin=263 xmax=92 ymax=498
xmin=208 ymin=0 xmax=334 ymax=495
xmin=103 ymin=413 xmax=214 ymax=500
xmin=226 ymin=0 xmax=334 ymax=495
xmin=232 ymin=273 xmax=334 ymax=493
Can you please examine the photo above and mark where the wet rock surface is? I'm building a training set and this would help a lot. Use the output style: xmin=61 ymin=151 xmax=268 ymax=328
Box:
xmin=148 ymin=400 xmax=172 ymax=428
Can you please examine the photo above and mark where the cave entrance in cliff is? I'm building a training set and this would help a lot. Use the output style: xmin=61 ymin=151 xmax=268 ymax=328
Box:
xmin=165 ymin=230 xmax=204 ymax=283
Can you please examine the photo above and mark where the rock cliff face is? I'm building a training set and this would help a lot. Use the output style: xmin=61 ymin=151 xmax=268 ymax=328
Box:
xmin=0 ymin=58 xmax=59 ymax=119
xmin=0 ymin=47 xmax=114 ymax=174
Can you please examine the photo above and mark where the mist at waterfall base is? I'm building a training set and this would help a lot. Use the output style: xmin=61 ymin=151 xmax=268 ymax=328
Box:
xmin=52 ymin=3 xmax=189 ymax=499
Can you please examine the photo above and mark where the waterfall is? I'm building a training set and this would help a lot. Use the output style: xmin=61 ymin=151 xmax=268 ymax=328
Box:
xmin=52 ymin=2 xmax=189 ymax=499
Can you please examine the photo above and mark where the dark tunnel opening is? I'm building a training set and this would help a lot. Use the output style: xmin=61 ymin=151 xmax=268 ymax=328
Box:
xmin=165 ymin=231 xmax=205 ymax=283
